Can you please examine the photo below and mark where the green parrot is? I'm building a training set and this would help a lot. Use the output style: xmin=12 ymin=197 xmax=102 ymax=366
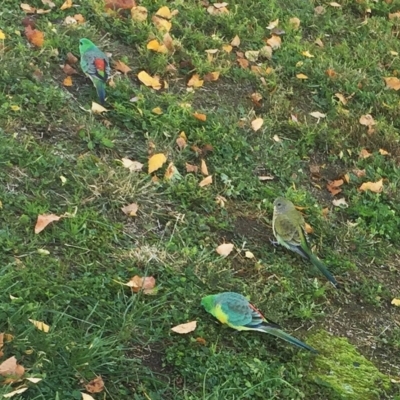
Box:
xmin=272 ymin=197 xmax=338 ymax=288
xmin=201 ymin=292 xmax=318 ymax=353
xmin=79 ymin=38 xmax=110 ymax=104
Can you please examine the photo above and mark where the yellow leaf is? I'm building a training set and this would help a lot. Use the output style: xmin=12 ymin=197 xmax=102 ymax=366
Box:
xmin=131 ymin=6 xmax=148 ymax=22
xmin=113 ymin=60 xmax=132 ymax=74
xmin=266 ymin=18 xmax=279 ymax=29
xmin=384 ymin=77 xmax=400 ymax=91
xmin=63 ymin=76 xmax=73 ymax=86
xmin=379 ymin=149 xmax=389 ymax=156
xmin=148 ymin=153 xmax=167 ymax=173
xmin=230 ymin=35 xmax=240 ymax=47
xmin=289 ymin=17 xmax=300 ymax=29
xmin=216 ymin=243 xmax=234 ymax=256
xmin=193 ymin=112 xmax=207 ymax=121
xmin=314 ymin=38 xmax=324 ymax=47
xmin=204 ymin=71 xmax=220 ymax=82
xmin=121 ymin=203 xmax=139 ymax=217
xmin=305 ymin=222 xmax=313 ymax=234
xmin=147 ymin=39 xmax=161 ymax=51
xmin=28 ymin=319 xmax=50 ymax=332
xmin=391 ymin=298 xmax=400 ymax=306
xmin=296 ymin=73 xmax=308 ymax=79
xmin=301 ymin=50 xmax=314 ymax=58
xmin=187 ymin=74 xmax=203 ymax=88
xmin=222 ymin=44 xmax=232 ymax=53
xmin=335 ymin=93 xmax=347 ymax=105
xmin=199 ymin=175 xmax=212 ymax=187
xmin=245 ymin=251 xmax=255 ymax=259
xmin=0 ymin=30 xmax=5 ymax=40
xmin=152 ymin=107 xmax=163 ymax=115
xmin=60 ymin=0 xmax=73 ymax=10
xmin=266 ymin=35 xmax=281 ymax=50
xmin=91 ymin=102 xmax=108 ymax=114
xmin=200 ymin=159 xmax=208 ymax=176
xmin=10 ymin=105 xmax=20 ymax=111
xmin=137 ymin=71 xmax=162 ymax=90
xmin=358 ymin=179 xmax=383 ymax=193
xmin=251 ymin=118 xmax=263 ymax=131
xmin=171 ymin=321 xmax=197 ymax=334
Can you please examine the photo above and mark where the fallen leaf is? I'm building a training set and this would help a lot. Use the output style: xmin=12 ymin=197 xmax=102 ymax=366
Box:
xmin=66 ymin=52 xmax=78 ymax=64
xmin=25 ymin=26 xmax=44 ymax=47
xmin=231 ymin=35 xmax=240 ymax=47
xmin=215 ymin=195 xmax=227 ymax=207
xmin=325 ymin=68 xmax=337 ymax=78
xmin=121 ymin=203 xmax=139 ymax=217
xmin=63 ymin=76 xmax=73 ymax=86
xmin=186 ymin=163 xmax=198 ymax=173
xmin=204 ymin=71 xmax=220 ymax=82
xmin=296 ymin=73 xmax=308 ymax=79
xmin=301 ymin=50 xmax=314 ymax=58
xmin=63 ymin=64 xmax=78 ymax=75
xmin=199 ymin=175 xmax=212 ymax=187
xmin=152 ymin=107 xmax=163 ymax=115
xmin=147 ymin=39 xmax=168 ymax=54
xmin=289 ymin=17 xmax=300 ymax=29
xmin=28 ymin=319 xmax=50 ymax=332
xmin=3 ymin=387 xmax=28 ymax=398
xmin=25 ymin=377 xmax=42 ymax=383
xmin=34 ymin=214 xmax=61 ymax=234
xmin=207 ymin=4 xmax=229 ymax=15
xmin=329 ymin=2 xmax=342 ymax=7
xmin=384 ymin=77 xmax=400 ymax=90
xmin=187 ymin=74 xmax=204 ymax=88
xmin=322 ymin=207 xmax=329 ymax=218
xmin=222 ymin=44 xmax=233 ymax=52
xmin=74 ymin=13 xmax=85 ymax=23
xmin=82 ymin=393 xmax=96 ymax=400
xmin=389 ymin=12 xmax=400 ymax=20
xmin=164 ymin=162 xmax=179 ymax=180
xmin=105 ymin=0 xmax=135 ymax=10
xmin=258 ymin=175 xmax=274 ymax=181
xmin=60 ymin=0 xmax=73 ymax=10
xmin=137 ymin=71 xmax=162 ymax=90
xmin=21 ymin=3 xmax=36 ymax=13
xmin=64 ymin=15 xmax=77 ymax=24
xmin=126 ymin=275 xmax=156 ymax=294
xmin=332 ymin=197 xmax=348 ymax=207
xmin=148 ymin=153 xmax=167 ymax=173
xmin=0 ymin=30 xmax=5 ymax=40
xmin=359 ymin=114 xmax=376 ymax=127
xmin=273 ymin=134 xmax=281 ymax=142
xmin=359 ymin=179 xmax=383 ymax=193
xmin=309 ymin=111 xmax=326 ymax=119
xmin=121 ymin=158 xmax=143 ymax=172
xmin=200 ymin=159 xmax=209 ymax=176
xmin=176 ymin=137 xmax=187 ymax=150
xmin=196 ymin=337 xmax=206 ymax=345
xmin=114 ymin=60 xmax=132 ymax=74
xmin=335 ymin=93 xmax=347 ymax=105
xmin=245 ymin=251 xmax=255 ymax=259
xmin=314 ymin=38 xmax=324 ymax=47
xmin=266 ymin=18 xmax=279 ymax=29
xmin=259 ymin=46 xmax=273 ymax=59
xmin=91 ymin=102 xmax=108 ymax=114
xmin=359 ymin=149 xmax=372 ymax=159
xmin=251 ymin=92 xmax=262 ymax=106
xmin=216 ymin=243 xmax=234 ymax=256
xmin=152 ymin=14 xmax=172 ymax=32
xmin=352 ymin=168 xmax=366 ymax=177
xmin=315 ymin=5 xmax=325 ymax=14
xmin=251 ymin=118 xmax=264 ymax=131
xmin=131 ymin=6 xmax=148 ymax=22
xmin=245 ymin=50 xmax=259 ymax=62
xmin=326 ymin=179 xmax=344 ymax=195
xmin=171 ymin=321 xmax=197 ymax=334
xmin=237 ymin=58 xmax=249 ymax=68
xmin=85 ymin=376 xmax=104 ymax=394
xmin=305 ymin=223 xmax=313 ymax=234
xmin=193 ymin=112 xmax=207 ymax=121
xmin=266 ymin=35 xmax=281 ymax=49
xmin=379 ymin=149 xmax=390 ymax=156
xmin=391 ymin=298 xmax=400 ymax=306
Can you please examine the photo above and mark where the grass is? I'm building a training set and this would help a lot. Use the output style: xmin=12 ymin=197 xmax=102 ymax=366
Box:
xmin=1 ymin=0 xmax=400 ymax=398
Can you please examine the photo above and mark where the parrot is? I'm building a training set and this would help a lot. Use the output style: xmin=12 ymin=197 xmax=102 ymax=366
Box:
xmin=79 ymin=38 xmax=110 ymax=104
xmin=272 ymin=197 xmax=338 ymax=288
xmin=201 ymin=292 xmax=318 ymax=353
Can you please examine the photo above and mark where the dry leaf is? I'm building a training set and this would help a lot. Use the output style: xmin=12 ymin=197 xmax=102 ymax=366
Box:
xmin=335 ymin=93 xmax=347 ymax=105
xmin=114 ymin=60 xmax=132 ymax=74
xmin=216 ymin=243 xmax=234 ymax=256
xmin=199 ymin=175 xmax=212 ymax=187
xmin=81 ymin=394 xmax=95 ymax=400
xmin=259 ymin=46 xmax=273 ymax=59
xmin=131 ymin=6 xmax=148 ymax=22
xmin=273 ymin=134 xmax=281 ymax=142
xmin=353 ymin=168 xmax=366 ymax=177
xmin=326 ymin=179 xmax=344 ymax=195
xmin=186 ymin=163 xmax=198 ymax=173
xmin=389 ymin=12 xmax=400 ymax=20
xmin=215 ymin=195 xmax=227 ymax=207
xmin=63 ymin=76 xmax=73 ymax=86
xmin=251 ymin=92 xmax=262 ymax=106
xmin=266 ymin=35 xmax=281 ymax=50
xmin=222 ymin=44 xmax=232 ymax=53
xmin=121 ymin=203 xmax=139 ymax=217
xmin=60 ymin=0 xmax=73 ymax=10
xmin=28 ymin=319 xmax=50 ymax=332
xmin=200 ymin=159 xmax=209 ymax=176
xmin=332 ymin=197 xmax=348 ymax=207
xmin=258 ymin=175 xmax=274 ymax=181
xmin=359 ymin=114 xmax=376 ymax=127
xmin=147 ymin=39 xmax=167 ymax=54
xmin=329 ymin=2 xmax=342 ymax=7
xmin=63 ymin=64 xmax=78 ymax=75
xmin=245 ymin=251 xmax=255 ymax=259
xmin=152 ymin=14 xmax=172 ymax=32
xmin=296 ymin=73 xmax=308 ymax=79
xmin=245 ymin=50 xmax=259 ymax=62
xmin=193 ymin=112 xmax=207 ymax=121
xmin=231 ymin=35 xmax=240 ymax=47
xmin=0 ymin=356 xmax=24 ymax=380
xmin=359 ymin=179 xmax=383 ymax=193
xmin=359 ymin=149 xmax=372 ymax=159
xmin=176 ymin=137 xmax=187 ymax=150
xmin=164 ymin=162 xmax=179 ymax=180
xmin=137 ymin=71 xmax=162 ymax=90
xmin=204 ymin=71 xmax=220 ymax=82
xmin=266 ymin=18 xmax=279 ymax=29
xmin=126 ymin=275 xmax=156 ymax=294
xmin=237 ymin=58 xmax=249 ymax=68
xmin=187 ymin=74 xmax=204 ymax=88
xmin=171 ymin=321 xmax=197 ymax=334
xmin=85 ymin=376 xmax=104 ymax=394
xmin=379 ymin=149 xmax=390 ymax=156
xmin=322 ymin=207 xmax=329 ymax=218
xmin=384 ymin=77 xmax=400 ymax=90
xmin=66 ymin=52 xmax=78 ymax=64
xmin=121 ymin=158 xmax=143 ymax=172
xmin=314 ymin=38 xmax=324 ymax=47
xmin=25 ymin=26 xmax=44 ymax=47
xmin=325 ymin=68 xmax=337 ymax=77
xmin=251 ymin=118 xmax=264 ymax=131
xmin=391 ymin=298 xmax=400 ymax=306
xmin=289 ymin=17 xmax=300 ymax=29
xmin=148 ymin=153 xmax=167 ymax=173
xmin=301 ymin=50 xmax=314 ymax=58
xmin=196 ymin=337 xmax=206 ymax=345
xmin=105 ymin=0 xmax=135 ymax=10
xmin=152 ymin=107 xmax=163 ymax=115
xmin=3 ymin=387 xmax=28 ymax=398
xmin=25 ymin=377 xmax=42 ymax=383
xmin=91 ymin=102 xmax=108 ymax=114
xmin=74 ymin=13 xmax=85 ymax=23
xmin=34 ymin=214 xmax=61 ymax=234
xmin=305 ymin=223 xmax=313 ymax=234
xmin=309 ymin=111 xmax=326 ymax=119
xmin=315 ymin=5 xmax=325 ymax=14
xmin=21 ymin=3 xmax=36 ymax=13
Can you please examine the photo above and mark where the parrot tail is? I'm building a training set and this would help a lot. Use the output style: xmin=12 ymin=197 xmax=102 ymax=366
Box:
xmin=93 ymin=77 xmax=106 ymax=104
xmin=309 ymin=253 xmax=339 ymax=288
xmin=257 ymin=325 xmax=318 ymax=353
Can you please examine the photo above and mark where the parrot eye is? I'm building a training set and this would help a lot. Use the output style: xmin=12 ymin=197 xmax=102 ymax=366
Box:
xmin=277 ymin=202 xmax=282 ymax=207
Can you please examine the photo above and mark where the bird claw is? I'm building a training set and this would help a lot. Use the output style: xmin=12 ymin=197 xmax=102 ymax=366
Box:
xmin=269 ymin=239 xmax=279 ymax=247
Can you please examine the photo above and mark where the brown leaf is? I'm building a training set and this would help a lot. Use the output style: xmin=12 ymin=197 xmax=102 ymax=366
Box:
xmin=359 ymin=114 xmax=376 ymax=127
xmin=171 ymin=321 xmax=197 ymax=334
xmin=114 ymin=60 xmax=132 ymax=74
xmin=199 ymin=175 xmax=212 ymax=187
xmin=66 ymin=52 xmax=78 ymax=65
xmin=104 ymin=0 xmax=135 ymax=10
xmin=359 ymin=148 xmax=372 ymax=159
xmin=63 ymin=64 xmax=78 ymax=75
xmin=359 ymin=179 xmax=383 ymax=193
xmin=266 ymin=35 xmax=281 ymax=49
xmin=195 ymin=337 xmax=206 ymax=345
xmin=325 ymin=68 xmax=337 ymax=78
xmin=237 ymin=58 xmax=249 ymax=69
xmin=126 ymin=275 xmax=156 ymax=294
xmin=176 ymin=137 xmax=187 ymax=150
xmin=216 ymin=243 xmax=234 ymax=256
xmin=35 ymin=214 xmax=61 ymax=234
xmin=25 ymin=26 xmax=44 ymax=47
xmin=335 ymin=93 xmax=347 ymax=105
xmin=0 ymin=356 xmax=25 ymax=379
xmin=383 ymin=77 xmax=400 ymax=90
xmin=193 ymin=112 xmax=207 ymax=121
xmin=251 ymin=92 xmax=262 ymax=106
xmin=326 ymin=179 xmax=344 ymax=196
xmin=164 ymin=162 xmax=179 ymax=180
xmin=85 ymin=376 xmax=105 ymax=394
xmin=60 ymin=0 xmax=73 ymax=10
xmin=352 ymin=169 xmax=366 ymax=178
xmin=185 ymin=163 xmax=198 ymax=173
xmin=379 ymin=148 xmax=390 ymax=156
xmin=251 ymin=118 xmax=263 ymax=131
xmin=200 ymin=159 xmax=209 ymax=176
xmin=204 ymin=71 xmax=220 ymax=82
xmin=121 ymin=203 xmax=139 ymax=217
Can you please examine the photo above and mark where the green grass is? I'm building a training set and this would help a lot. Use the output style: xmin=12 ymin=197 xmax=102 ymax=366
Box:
xmin=1 ymin=0 xmax=400 ymax=398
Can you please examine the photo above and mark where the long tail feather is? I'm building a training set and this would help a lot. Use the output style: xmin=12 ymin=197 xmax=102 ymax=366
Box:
xmin=257 ymin=326 xmax=318 ymax=353
xmin=93 ymin=78 xmax=106 ymax=104
xmin=309 ymin=253 xmax=338 ymax=288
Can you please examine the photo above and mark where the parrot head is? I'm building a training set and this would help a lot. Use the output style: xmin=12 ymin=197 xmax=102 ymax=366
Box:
xmin=201 ymin=295 xmax=216 ymax=312
xmin=273 ymin=197 xmax=296 ymax=213
xmin=79 ymin=38 xmax=96 ymax=54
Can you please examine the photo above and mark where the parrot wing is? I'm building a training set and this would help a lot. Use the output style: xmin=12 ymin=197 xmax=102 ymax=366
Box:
xmin=82 ymin=50 xmax=110 ymax=82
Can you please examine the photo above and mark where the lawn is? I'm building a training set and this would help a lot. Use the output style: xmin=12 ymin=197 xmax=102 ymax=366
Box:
xmin=0 ymin=0 xmax=400 ymax=399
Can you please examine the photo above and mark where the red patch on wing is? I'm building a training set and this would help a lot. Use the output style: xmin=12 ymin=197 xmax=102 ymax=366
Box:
xmin=94 ymin=58 xmax=106 ymax=72
xmin=249 ymin=303 xmax=266 ymax=320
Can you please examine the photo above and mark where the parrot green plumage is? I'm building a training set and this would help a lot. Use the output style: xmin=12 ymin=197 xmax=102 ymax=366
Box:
xmin=79 ymin=38 xmax=110 ymax=104
xmin=201 ymin=292 xmax=318 ymax=353
xmin=272 ymin=197 xmax=338 ymax=288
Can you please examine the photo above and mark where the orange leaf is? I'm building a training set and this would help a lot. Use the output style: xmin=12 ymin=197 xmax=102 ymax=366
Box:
xmin=199 ymin=175 xmax=212 ymax=187
xmin=186 ymin=163 xmax=198 ymax=173
xmin=222 ymin=44 xmax=232 ymax=53
xmin=74 ymin=13 xmax=85 ymax=23
xmin=193 ymin=112 xmax=207 ymax=121
xmin=114 ymin=60 xmax=132 ymax=74
xmin=171 ymin=321 xmax=197 ymax=334
xmin=187 ymin=74 xmax=203 ymax=88
xmin=34 ymin=214 xmax=61 ymax=234
xmin=25 ymin=26 xmax=44 ymax=47
xmin=237 ymin=58 xmax=249 ymax=69
xmin=63 ymin=76 xmax=73 ymax=86
xmin=305 ymin=222 xmax=313 ymax=234
xmin=359 ymin=148 xmax=372 ymax=159
xmin=104 ymin=0 xmax=135 ymax=10
xmin=326 ymin=179 xmax=344 ymax=195
xmin=60 ymin=0 xmax=73 ymax=10
xmin=383 ymin=77 xmax=400 ymax=90
xmin=204 ymin=71 xmax=220 ymax=82
xmin=359 ymin=179 xmax=383 ymax=193
xmin=126 ymin=275 xmax=156 ymax=294
xmin=325 ymin=69 xmax=337 ymax=78
xmin=85 ymin=376 xmax=104 ymax=394
xmin=63 ymin=64 xmax=78 ymax=75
